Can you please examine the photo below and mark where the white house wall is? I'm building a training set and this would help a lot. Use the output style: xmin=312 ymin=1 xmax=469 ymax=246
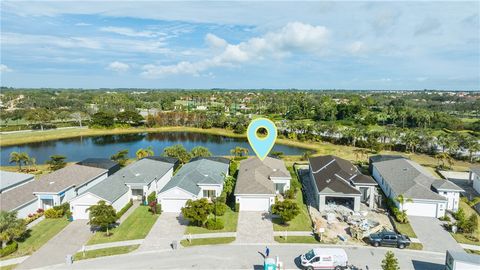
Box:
xmin=471 ymin=171 xmax=480 ymax=193
xmin=112 ymin=191 xmax=131 ymax=212
xmin=158 ymin=187 xmax=196 ymax=200
xmin=437 ymin=190 xmax=460 ymax=212
xmin=271 ymin=178 xmax=291 ymax=192
xmin=197 ymin=184 xmax=223 ymax=197
xmin=15 ymin=200 xmax=38 ymax=219
xmin=155 ymin=168 xmax=174 ymax=192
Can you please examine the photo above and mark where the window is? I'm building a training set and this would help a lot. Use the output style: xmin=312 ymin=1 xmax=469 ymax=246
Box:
xmin=203 ymin=189 xmax=216 ymax=199
xmin=275 ymin=183 xmax=285 ymax=193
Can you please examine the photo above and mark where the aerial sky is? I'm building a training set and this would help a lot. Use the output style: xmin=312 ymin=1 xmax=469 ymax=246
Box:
xmin=1 ymin=1 xmax=479 ymax=90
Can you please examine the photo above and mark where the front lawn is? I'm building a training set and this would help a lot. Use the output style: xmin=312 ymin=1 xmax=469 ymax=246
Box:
xmin=185 ymin=207 xmax=238 ymax=234
xmin=73 ymin=245 xmax=139 ymax=261
xmin=2 ymin=218 xmax=70 ymax=259
xmin=392 ymin=219 xmax=417 ymax=238
xmin=272 ymin=167 xmax=312 ymax=232
xmin=180 ymin=237 xmax=235 ymax=247
xmin=274 ymin=236 xmax=320 ymax=243
xmin=87 ymin=206 xmax=158 ymax=245
xmin=408 ymin=243 xmax=423 ymax=250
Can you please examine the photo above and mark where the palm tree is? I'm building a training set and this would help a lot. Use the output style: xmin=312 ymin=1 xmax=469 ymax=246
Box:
xmin=396 ymin=195 xmax=413 ymax=212
xmin=230 ymin=146 xmax=249 ymax=158
xmin=435 ymin=152 xmax=453 ymax=169
xmin=136 ymin=146 xmax=154 ymax=159
xmin=9 ymin=152 xmax=30 ymax=171
xmin=0 ymin=211 xmax=26 ymax=248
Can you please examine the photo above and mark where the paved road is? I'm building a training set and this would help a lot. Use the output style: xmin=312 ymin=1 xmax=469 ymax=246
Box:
xmin=409 ymin=216 xmax=463 ymax=253
xmin=137 ymin=213 xmax=187 ymax=252
xmin=236 ymin=212 xmax=274 ymax=244
xmin=17 ymin=220 xmax=92 ymax=270
xmin=47 ymin=244 xmax=446 ymax=270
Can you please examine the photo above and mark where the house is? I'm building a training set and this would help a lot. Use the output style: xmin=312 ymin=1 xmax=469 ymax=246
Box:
xmin=0 ymin=164 xmax=108 ymax=218
xmin=77 ymin=158 xmax=121 ymax=176
xmin=370 ymin=155 xmax=463 ymax=218
xmin=69 ymin=157 xmax=176 ymax=220
xmin=157 ymin=157 xmax=230 ymax=213
xmin=470 ymin=166 xmax=480 ymax=194
xmin=445 ymin=250 xmax=480 ymax=270
xmin=0 ymin=171 xmax=35 ymax=193
xmin=234 ymin=157 xmax=291 ymax=211
xmin=309 ymin=155 xmax=377 ymax=213
xmin=145 ymin=156 xmax=181 ymax=171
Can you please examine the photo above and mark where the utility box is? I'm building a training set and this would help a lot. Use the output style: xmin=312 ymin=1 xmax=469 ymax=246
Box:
xmin=264 ymin=257 xmax=276 ymax=270
xmin=65 ymin=254 xmax=73 ymax=265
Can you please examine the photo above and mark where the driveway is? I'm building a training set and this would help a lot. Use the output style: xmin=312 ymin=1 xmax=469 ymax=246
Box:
xmin=408 ymin=216 xmax=463 ymax=253
xmin=235 ymin=211 xmax=274 ymax=244
xmin=17 ymin=220 xmax=91 ymax=270
xmin=137 ymin=213 xmax=187 ymax=252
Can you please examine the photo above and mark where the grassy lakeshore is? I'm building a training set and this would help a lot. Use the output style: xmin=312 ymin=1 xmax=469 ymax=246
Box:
xmin=0 ymin=126 xmax=475 ymax=171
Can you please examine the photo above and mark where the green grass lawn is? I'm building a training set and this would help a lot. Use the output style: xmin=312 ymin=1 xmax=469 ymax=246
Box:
xmin=185 ymin=207 xmax=238 ymax=234
xmin=274 ymin=236 xmax=320 ymax=243
xmin=0 ymin=264 xmax=18 ymax=270
xmin=73 ymin=245 xmax=139 ymax=261
xmin=87 ymin=206 xmax=158 ymax=245
xmin=273 ymin=167 xmax=312 ymax=232
xmin=392 ymin=219 xmax=417 ymax=238
xmin=466 ymin=249 xmax=480 ymax=255
xmin=1 ymin=218 xmax=70 ymax=260
xmin=408 ymin=243 xmax=424 ymax=250
xmin=180 ymin=237 xmax=235 ymax=247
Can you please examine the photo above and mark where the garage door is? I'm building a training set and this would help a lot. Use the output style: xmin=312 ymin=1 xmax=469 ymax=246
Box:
xmin=161 ymin=199 xmax=188 ymax=213
xmin=405 ymin=202 xmax=437 ymax=217
xmin=72 ymin=205 xmax=90 ymax=220
xmin=240 ymin=197 xmax=270 ymax=211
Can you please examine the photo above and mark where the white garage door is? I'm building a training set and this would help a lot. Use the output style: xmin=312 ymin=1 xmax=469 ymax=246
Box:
xmin=240 ymin=197 xmax=270 ymax=211
xmin=72 ymin=205 xmax=90 ymax=220
xmin=405 ymin=202 xmax=437 ymax=217
xmin=161 ymin=199 xmax=188 ymax=213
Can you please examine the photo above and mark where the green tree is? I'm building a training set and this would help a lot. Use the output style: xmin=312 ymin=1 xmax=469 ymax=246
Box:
xmin=382 ymin=251 xmax=399 ymax=270
xmin=222 ymin=175 xmax=236 ymax=196
xmin=9 ymin=151 xmax=30 ymax=171
xmin=136 ymin=146 xmax=154 ymax=159
xmin=116 ymin=110 xmax=143 ymax=126
xmin=190 ymin=146 xmax=212 ymax=158
xmin=396 ymin=195 xmax=413 ymax=212
xmin=88 ymin=201 xmax=117 ymax=236
xmin=92 ymin=111 xmax=115 ymax=127
xmin=25 ymin=108 xmax=53 ymax=131
xmin=111 ymin=149 xmax=129 ymax=167
xmin=163 ymin=144 xmax=191 ymax=164
xmin=46 ymin=155 xmax=67 ymax=171
xmin=181 ymin=198 xmax=212 ymax=227
xmin=271 ymin=199 xmax=300 ymax=224
xmin=0 ymin=211 xmax=26 ymax=248
xmin=230 ymin=146 xmax=249 ymax=158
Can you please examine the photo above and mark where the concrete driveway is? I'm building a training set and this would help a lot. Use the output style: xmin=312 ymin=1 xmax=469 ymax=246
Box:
xmin=137 ymin=213 xmax=187 ymax=252
xmin=17 ymin=220 xmax=91 ymax=270
xmin=408 ymin=216 xmax=463 ymax=253
xmin=235 ymin=211 xmax=274 ymax=244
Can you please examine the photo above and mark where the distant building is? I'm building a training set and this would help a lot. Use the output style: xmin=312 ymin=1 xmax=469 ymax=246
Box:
xmin=77 ymin=158 xmax=121 ymax=176
xmin=470 ymin=166 xmax=480 ymax=194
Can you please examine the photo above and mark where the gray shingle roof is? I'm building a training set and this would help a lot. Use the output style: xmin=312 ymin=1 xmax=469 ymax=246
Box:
xmin=0 ymin=171 xmax=35 ymax=192
xmin=34 ymin=164 xmax=107 ymax=193
xmin=0 ymin=181 xmax=37 ymax=211
xmin=432 ymin=179 xmax=464 ymax=192
xmin=86 ymin=158 xmax=175 ymax=202
xmin=447 ymin=250 xmax=480 ymax=264
xmin=160 ymin=158 xmax=229 ymax=195
xmin=372 ymin=158 xmax=446 ymax=201
xmin=234 ymin=157 xmax=291 ymax=195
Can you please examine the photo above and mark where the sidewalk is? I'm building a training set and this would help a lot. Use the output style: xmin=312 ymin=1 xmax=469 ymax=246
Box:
xmin=460 ymin=243 xmax=480 ymax=251
xmin=182 ymin=232 xmax=236 ymax=240
xmin=118 ymin=201 xmax=140 ymax=224
xmin=81 ymin=239 xmax=144 ymax=252
xmin=0 ymin=256 xmax=29 ymax=268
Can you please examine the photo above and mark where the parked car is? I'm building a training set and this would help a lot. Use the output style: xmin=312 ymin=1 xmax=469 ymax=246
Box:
xmin=300 ymin=248 xmax=349 ymax=270
xmin=368 ymin=230 xmax=411 ymax=249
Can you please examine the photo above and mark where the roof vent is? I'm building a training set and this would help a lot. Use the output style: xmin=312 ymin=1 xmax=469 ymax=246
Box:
xmin=326 ymin=179 xmax=331 ymax=183
xmin=273 ymin=169 xmax=278 ymax=172
xmin=49 ymin=181 xmax=55 ymax=185
xmin=402 ymin=168 xmax=408 ymax=171
xmin=135 ymin=173 xmax=140 ymax=176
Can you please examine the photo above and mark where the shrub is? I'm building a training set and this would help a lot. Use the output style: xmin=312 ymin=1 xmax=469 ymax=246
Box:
xmin=439 ymin=215 xmax=451 ymax=222
xmin=45 ymin=208 xmax=63 ymax=218
xmin=205 ymin=218 xmax=224 ymax=230
xmin=0 ymin=242 xmax=18 ymax=258
xmin=213 ymin=202 xmax=227 ymax=216
xmin=271 ymin=199 xmax=300 ymax=224
xmin=147 ymin=192 xmax=156 ymax=204
xmin=235 ymin=203 xmax=240 ymax=212
xmin=36 ymin=208 xmax=44 ymax=214
xmin=284 ymin=188 xmax=296 ymax=200
xmin=155 ymin=203 xmax=162 ymax=214
xmin=116 ymin=199 xmax=133 ymax=219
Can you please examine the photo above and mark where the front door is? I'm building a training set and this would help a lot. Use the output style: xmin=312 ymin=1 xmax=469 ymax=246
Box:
xmin=42 ymin=199 xmax=54 ymax=209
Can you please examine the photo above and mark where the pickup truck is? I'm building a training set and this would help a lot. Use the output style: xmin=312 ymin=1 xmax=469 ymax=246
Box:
xmin=368 ymin=230 xmax=411 ymax=249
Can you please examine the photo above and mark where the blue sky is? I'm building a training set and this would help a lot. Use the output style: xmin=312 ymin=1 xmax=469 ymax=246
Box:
xmin=0 ymin=1 xmax=479 ymax=90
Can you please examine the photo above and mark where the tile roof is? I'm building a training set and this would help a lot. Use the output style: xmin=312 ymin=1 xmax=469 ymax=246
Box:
xmin=234 ymin=157 xmax=291 ymax=195
xmin=160 ymin=157 xmax=229 ymax=195
xmin=86 ymin=158 xmax=175 ymax=202
xmin=309 ymin=155 xmax=374 ymax=195
xmin=0 ymin=171 xmax=35 ymax=192
xmin=372 ymin=158 xmax=446 ymax=201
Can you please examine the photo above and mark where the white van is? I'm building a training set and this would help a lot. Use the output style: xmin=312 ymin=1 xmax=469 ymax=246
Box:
xmin=300 ymin=248 xmax=349 ymax=270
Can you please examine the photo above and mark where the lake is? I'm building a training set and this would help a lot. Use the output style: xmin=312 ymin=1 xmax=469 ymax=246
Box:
xmin=0 ymin=132 xmax=309 ymax=165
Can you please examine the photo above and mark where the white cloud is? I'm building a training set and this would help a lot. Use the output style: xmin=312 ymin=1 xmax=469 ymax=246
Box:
xmin=347 ymin=41 xmax=367 ymax=54
xmin=107 ymin=61 xmax=130 ymax=72
xmin=142 ymin=22 xmax=329 ymax=77
xmin=0 ymin=64 xmax=13 ymax=73
xmin=100 ymin=27 xmax=157 ymax=38
xmin=75 ymin=22 xmax=91 ymax=26
xmin=205 ymin=33 xmax=227 ymax=48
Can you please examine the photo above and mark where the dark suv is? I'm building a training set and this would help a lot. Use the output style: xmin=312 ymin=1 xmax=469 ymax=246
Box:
xmin=368 ymin=230 xmax=411 ymax=249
